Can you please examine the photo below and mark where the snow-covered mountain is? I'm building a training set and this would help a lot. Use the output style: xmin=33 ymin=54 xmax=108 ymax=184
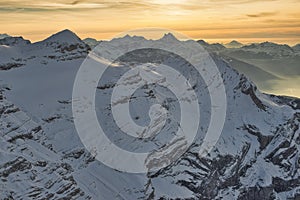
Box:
xmin=197 ymin=40 xmax=226 ymax=51
xmin=0 ymin=36 xmax=30 ymax=46
xmin=0 ymin=29 xmax=90 ymax=71
xmin=0 ymin=30 xmax=299 ymax=199
xmin=193 ymin=40 xmax=300 ymax=96
xmin=31 ymin=29 xmax=91 ymax=61
xmin=241 ymin=42 xmax=295 ymax=57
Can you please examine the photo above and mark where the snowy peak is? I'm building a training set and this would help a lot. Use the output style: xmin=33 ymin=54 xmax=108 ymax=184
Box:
xmin=30 ymin=29 xmax=91 ymax=61
xmin=110 ymin=34 xmax=147 ymax=43
xmin=243 ymin=41 xmax=292 ymax=50
xmin=0 ymin=36 xmax=31 ymax=46
xmin=43 ymin=29 xmax=82 ymax=44
xmin=122 ymin=34 xmax=140 ymax=40
xmin=197 ymin=40 xmax=226 ymax=51
xmin=0 ymin=29 xmax=90 ymax=64
xmin=242 ymin=41 xmax=294 ymax=56
xmin=160 ymin=33 xmax=178 ymax=42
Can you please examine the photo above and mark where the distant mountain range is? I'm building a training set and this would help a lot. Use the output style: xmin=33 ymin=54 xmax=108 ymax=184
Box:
xmin=1 ymin=31 xmax=299 ymax=50
xmin=191 ymin=38 xmax=300 ymax=98
xmin=1 ymin=30 xmax=299 ymax=97
xmin=82 ymin=36 xmax=300 ymax=52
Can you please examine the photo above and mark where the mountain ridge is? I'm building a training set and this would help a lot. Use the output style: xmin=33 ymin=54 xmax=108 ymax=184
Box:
xmin=1 ymin=29 xmax=299 ymax=50
xmin=1 ymin=29 xmax=299 ymax=98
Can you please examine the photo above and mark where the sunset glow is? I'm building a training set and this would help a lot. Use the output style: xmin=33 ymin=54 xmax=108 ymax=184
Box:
xmin=0 ymin=0 xmax=299 ymax=44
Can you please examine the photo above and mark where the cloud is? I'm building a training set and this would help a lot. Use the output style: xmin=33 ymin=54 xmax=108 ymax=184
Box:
xmin=247 ymin=12 xmax=278 ymax=18
xmin=1 ymin=0 xmax=152 ymax=7
xmin=70 ymin=0 xmax=81 ymax=5
xmin=0 ymin=7 xmax=56 ymax=13
xmin=1 ymin=0 xmax=299 ymax=46
xmin=0 ymin=0 xmax=279 ymax=13
xmin=208 ymin=0 xmax=277 ymax=3
xmin=1 ymin=0 xmax=216 ymax=17
xmin=0 ymin=0 xmax=288 ymax=14
xmin=0 ymin=0 xmax=161 ymax=13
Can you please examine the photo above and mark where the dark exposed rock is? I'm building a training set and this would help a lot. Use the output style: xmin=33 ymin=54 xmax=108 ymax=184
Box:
xmin=273 ymin=177 xmax=300 ymax=193
xmin=268 ymin=95 xmax=300 ymax=110
xmin=0 ymin=36 xmax=31 ymax=46
xmin=42 ymin=115 xmax=61 ymax=123
xmin=242 ymin=124 xmax=273 ymax=150
xmin=0 ymin=157 xmax=32 ymax=178
xmin=7 ymin=132 xmax=33 ymax=143
xmin=238 ymin=186 xmax=275 ymax=200
xmin=0 ymin=63 xmax=24 ymax=71
xmin=97 ymin=83 xmax=116 ymax=90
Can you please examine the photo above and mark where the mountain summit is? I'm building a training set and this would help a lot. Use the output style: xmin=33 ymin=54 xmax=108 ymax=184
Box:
xmin=225 ymin=40 xmax=243 ymax=48
xmin=43 ymin=29 xmax=82 ymax=44
xmin=160 ymin=32 xmax=179 ymax=41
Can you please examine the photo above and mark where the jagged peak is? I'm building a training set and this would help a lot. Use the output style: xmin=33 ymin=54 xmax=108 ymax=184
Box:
xmin=110 ymin=34 xmax=146 ymax=42
xmin=243 ymin=41 xmax=293 ymax=50
xmin=160 ymin=33 xmax=178 ymax=41
xmin=258 ymin=41 xmax=289 ymax=48
xmin=0 ymin=36 xmax=31 ymax=46
xmin=111 ymin=33 xmax=178 ymax=42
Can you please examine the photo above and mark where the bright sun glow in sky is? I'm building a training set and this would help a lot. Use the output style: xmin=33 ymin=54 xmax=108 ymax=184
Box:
xmin=0 ymin=0 xmax=299 ymax=45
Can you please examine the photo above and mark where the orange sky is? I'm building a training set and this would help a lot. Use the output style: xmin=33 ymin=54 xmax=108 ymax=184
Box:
xmin=0 ymin=0 xmax=300 ymax=45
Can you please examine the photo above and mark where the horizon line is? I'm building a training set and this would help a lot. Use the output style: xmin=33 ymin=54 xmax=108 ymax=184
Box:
xmin=1 ymin=29 xmax=299 ymax=46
